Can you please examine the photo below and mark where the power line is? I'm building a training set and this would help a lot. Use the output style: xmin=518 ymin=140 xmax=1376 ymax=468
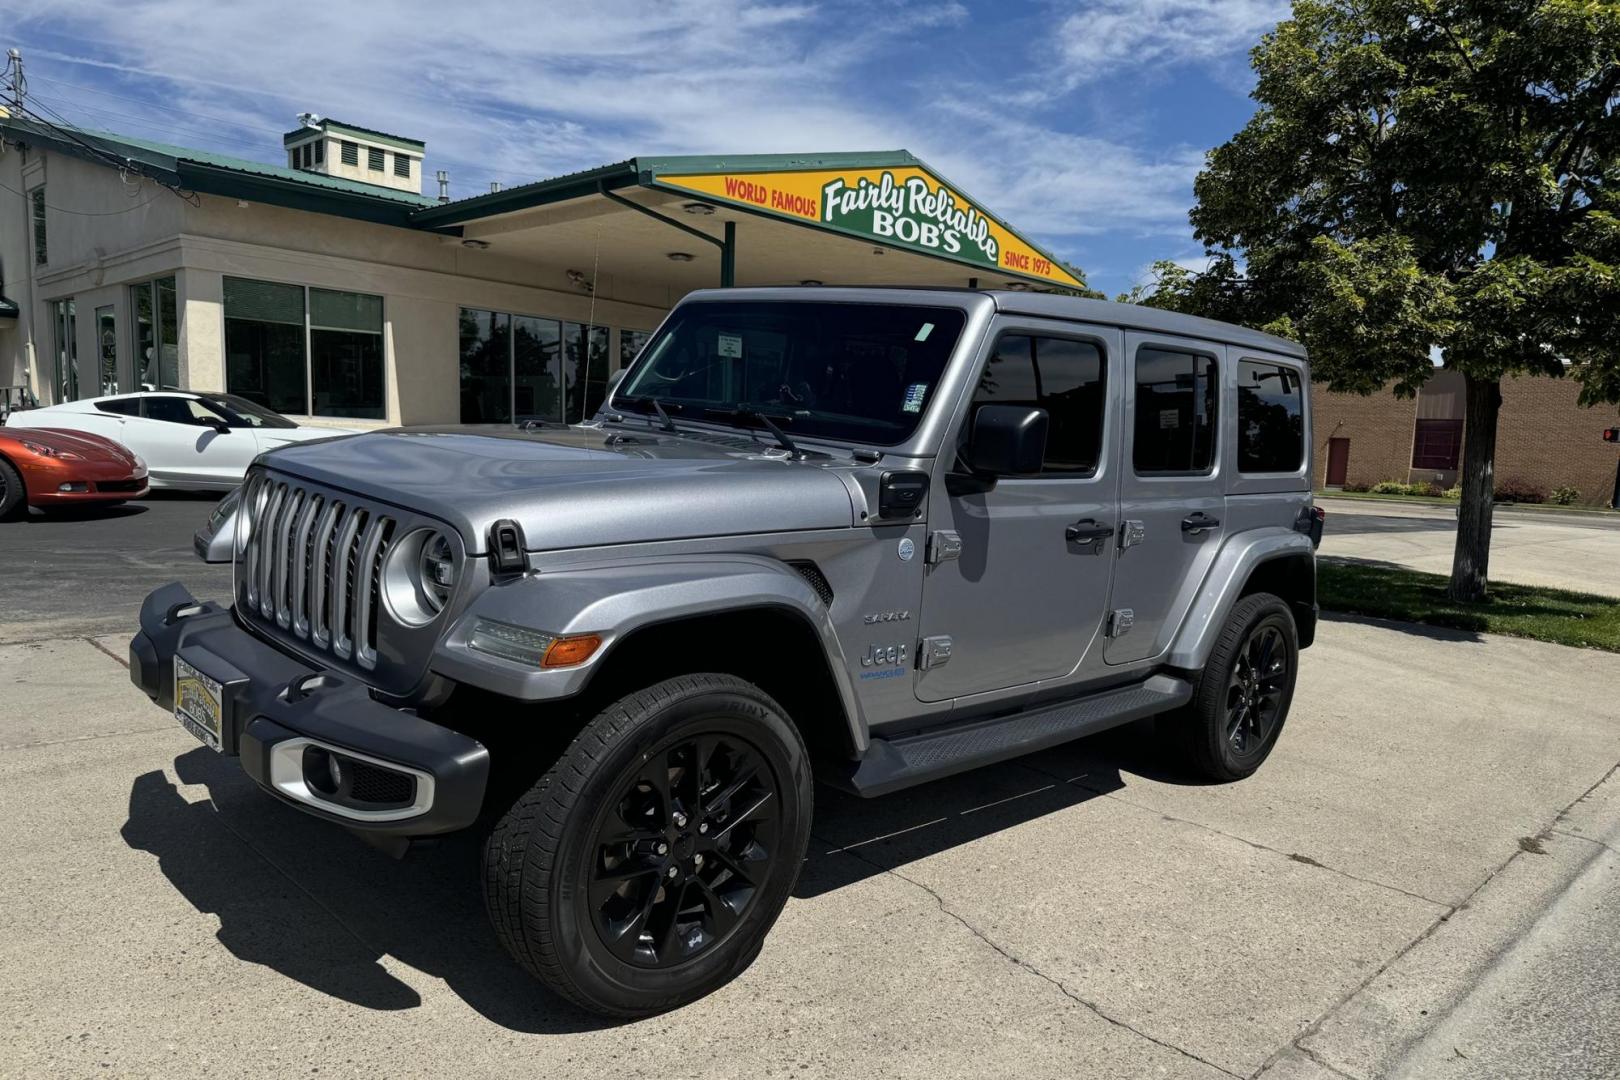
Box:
xmin=0 ymin=175 xmax=164 ymax=216
xmin=28 ymin=74 xmax=285 ymax=136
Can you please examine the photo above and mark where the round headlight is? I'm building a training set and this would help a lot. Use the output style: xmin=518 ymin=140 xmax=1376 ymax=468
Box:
xmin=382 ymin=529 xmax=458 ymax=627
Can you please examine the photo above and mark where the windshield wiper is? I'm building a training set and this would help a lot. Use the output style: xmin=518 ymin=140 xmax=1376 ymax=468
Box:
xmin=615 ymin=395 xmax=679 ymax=433
xmin=704 ymin=406 xmax=803 ymax=459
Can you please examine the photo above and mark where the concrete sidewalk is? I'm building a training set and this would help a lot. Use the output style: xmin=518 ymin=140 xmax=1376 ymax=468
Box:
xmin=2 ymin=617 xmax=1619 ymax=1079
xmin=1318 ymin=498 xmax=1620 ymax=598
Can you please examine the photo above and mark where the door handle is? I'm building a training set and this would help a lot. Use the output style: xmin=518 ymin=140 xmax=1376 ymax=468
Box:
xmin=1065 ymin=519 xmax=1114 ymax=544
xmin=1181 ymin=513 xmax=1221 ymax=535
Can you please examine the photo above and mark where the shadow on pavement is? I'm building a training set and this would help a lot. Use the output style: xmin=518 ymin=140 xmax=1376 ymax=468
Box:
xmin=122 ymin=723 xmax=1176 ymax=1029
xmin=18 ymin=502 xmax=148 ymax=523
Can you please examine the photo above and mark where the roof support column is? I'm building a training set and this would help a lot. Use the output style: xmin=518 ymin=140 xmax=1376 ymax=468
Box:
xmin=721 ymin=221 xmax=735 ymax=288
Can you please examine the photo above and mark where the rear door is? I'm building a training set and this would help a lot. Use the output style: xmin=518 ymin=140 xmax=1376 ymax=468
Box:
xmin=917 ymin=319 xmax=1121 ymax=702
xmin=1105 ymin=333 xmax=1226 ymax=665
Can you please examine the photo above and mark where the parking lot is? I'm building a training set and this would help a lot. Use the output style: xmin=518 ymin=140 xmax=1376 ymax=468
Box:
xmin=3 ymin=502 xmax=1618 ymax=1079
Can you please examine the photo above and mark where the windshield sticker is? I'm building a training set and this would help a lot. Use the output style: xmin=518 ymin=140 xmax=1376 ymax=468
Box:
xmin=914 ymin=322 xmax=934 ymax=342
xmin=902 ymin=383 xmax=929 ymax=414
xmin=717 ymin=333 xmax=744 ymax=358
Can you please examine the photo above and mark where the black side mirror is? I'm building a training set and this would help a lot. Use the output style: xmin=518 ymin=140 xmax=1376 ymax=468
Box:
xmin=211 ymin=421 xmax=231 ymax=435
xmin=964 ymin=405 xmax=1048 ymax=478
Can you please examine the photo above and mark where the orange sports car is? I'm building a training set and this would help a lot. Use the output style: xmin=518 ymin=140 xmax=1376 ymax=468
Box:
xmin=0 ymin=425 xmax=149 ymax=518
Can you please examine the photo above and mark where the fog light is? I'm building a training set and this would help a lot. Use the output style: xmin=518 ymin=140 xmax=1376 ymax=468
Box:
xmin=58 ymin=481 xmax=88 ymax=493
xmin=468 ymin=618 xmax=555 ymax=665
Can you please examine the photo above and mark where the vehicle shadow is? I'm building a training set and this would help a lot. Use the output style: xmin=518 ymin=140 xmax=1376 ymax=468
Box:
xmin=18 ymin=502 xmax=148 ymax=523
xmin=122 ymin=723 xmax=1169 ymax=1030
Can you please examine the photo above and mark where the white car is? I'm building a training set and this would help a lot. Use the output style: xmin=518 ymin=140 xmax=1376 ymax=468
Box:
xmin=3 ymin=392 xmax=360 ymax=490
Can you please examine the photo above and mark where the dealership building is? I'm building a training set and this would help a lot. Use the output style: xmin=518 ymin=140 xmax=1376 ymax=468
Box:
xmin=0 ymin=113 xmax=1084 ymax=429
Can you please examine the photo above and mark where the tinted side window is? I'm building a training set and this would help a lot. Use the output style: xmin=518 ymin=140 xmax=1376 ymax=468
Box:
xmin=1133 ymin=347 xmax=1217 ymax=474
xmin=95 ymin=398 xmax=141 ymax=416
xmin=143 ymin=396 xmax=212 ymax=426
xmin=1237 ymin=360 xmax=1304 ymax=472
xmin=971 ymin=333 xmax=1106 ymax=475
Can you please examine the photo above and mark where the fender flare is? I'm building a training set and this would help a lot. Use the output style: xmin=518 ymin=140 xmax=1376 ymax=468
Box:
xmin=1166 ymin=529 xmax=1316 ymax=671
xmin=430 ymin=553 xmax=868 ymax=751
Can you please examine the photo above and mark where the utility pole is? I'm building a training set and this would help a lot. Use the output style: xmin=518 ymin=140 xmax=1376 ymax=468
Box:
xmin=4 ymin=49 xmax=24 ymax=111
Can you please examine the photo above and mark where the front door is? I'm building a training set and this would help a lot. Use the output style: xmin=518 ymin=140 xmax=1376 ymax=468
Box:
xmin=1106 ymin=333 xmax=1227 ymax=665
xmin=1325 ymin=437 xmax=1350 ymax=487
xmin=917 ymin=322 xmax=1120 ymax=702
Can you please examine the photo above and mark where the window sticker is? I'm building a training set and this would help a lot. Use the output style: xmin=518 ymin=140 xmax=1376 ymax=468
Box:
xmin=902 ymin=382 xmax=929 ymax=413
xmin=1159 ymin=409 xmax=1181 ymax=429
xmin=914 ymin=322 xmax=935 ymax=342
xmin=716 ymin=333 xmax=744 ymax=358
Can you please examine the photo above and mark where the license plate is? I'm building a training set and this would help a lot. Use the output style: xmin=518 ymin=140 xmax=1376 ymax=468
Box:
xmin=174 ymin=656 xmax=225 ymax=752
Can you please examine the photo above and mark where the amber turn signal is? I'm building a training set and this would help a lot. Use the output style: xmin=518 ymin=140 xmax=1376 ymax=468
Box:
xmin=542 ymin=634 xmax=603 ymax=668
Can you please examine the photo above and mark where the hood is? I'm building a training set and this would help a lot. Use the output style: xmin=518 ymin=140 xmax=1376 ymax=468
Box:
xmin=2 ymin=426 xmax=140 ymax=467
xmin=257 ymin=424 xmax=859 ymax=553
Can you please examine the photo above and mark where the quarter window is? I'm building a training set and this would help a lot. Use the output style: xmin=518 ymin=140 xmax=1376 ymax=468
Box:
xmin=1133 ymin=347 xmax=1218 ymax=474
xmin=1237 ymin=359 xmax=1304 ymax=472
xmin=30 ymin=187 xmax=47 ymax=265
xmin=95 ymin=397 xmax=142 ymax=416
xmin=970 ymin=333 xmax=1107 ymax=475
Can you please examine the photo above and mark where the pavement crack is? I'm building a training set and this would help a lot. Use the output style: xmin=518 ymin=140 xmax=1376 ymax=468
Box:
xmin=1547 ymin=828 xmax=1620 ymax=859
xmin=85 ymin=636 xmax=130 ymax=669
xmin=811 ymin=830 xmax=1245 ymax=1079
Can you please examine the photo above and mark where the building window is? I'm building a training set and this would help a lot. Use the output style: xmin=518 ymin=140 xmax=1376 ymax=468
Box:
xmin=224 ymin=278 xmax=386 ymax=419
xmin=971 ymin=333 xmax=1107 ymax=475
xmin=1133 ymin=347 xmax=1218 ymax=474
xmin=367 ymin=146 xmax=384 ymax=171
xmin=619 ymin=329 xmax=652 ymax=371
xmin=341 ymin=140 xmax=359 ymax=166
xmin=51 ymin=299 xmax=79 ymax=402
xmin=309 ymin=288 xmax=385 ymax=419
xmin=224 ymin=277 xmax=307 ymax=415
xmin=460 ymin=307 xmax=609 ymax=424
xmin=95 ymin=305 xmax=117 ymax=396
xmin=1412 ymin=418 xmax=1464 ymax=471
xmin=289 ymin=151 xmax=298 ymax=168
xmin=393 ymin=153 xmax=411 ymax=179
xmin=30 ymin=187 xmax=47 ymax=265
xmin=130 ymin=276 xmax=179 ymax=390
xmin=314 ymin=140 xmax=324 ymax=165
xmin=1237 ymin=359 xmax=1305 ymax=472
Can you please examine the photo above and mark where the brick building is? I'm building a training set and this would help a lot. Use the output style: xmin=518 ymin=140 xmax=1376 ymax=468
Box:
xmin=1311 ymin=369 xmax=1620 ymax=507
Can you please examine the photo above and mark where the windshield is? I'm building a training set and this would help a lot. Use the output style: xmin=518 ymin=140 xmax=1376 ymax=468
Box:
xmin=614 ymin=300 xmax=967 ymax=446
xmin=198 ymin=393 xmax=298 ymax=430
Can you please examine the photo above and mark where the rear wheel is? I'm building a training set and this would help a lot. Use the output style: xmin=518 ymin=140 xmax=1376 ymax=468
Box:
xmin=483 ymin=673 xmax=812 ymax=1017
xmin=1173 ymin=592 xmax=1298 ymax=781
xmin=0 ymin=457 xmax=26 ymax=520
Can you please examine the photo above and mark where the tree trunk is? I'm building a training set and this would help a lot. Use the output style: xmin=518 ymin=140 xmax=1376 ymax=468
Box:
xmin=1448 ymin=374 xmax=1502 ymax=603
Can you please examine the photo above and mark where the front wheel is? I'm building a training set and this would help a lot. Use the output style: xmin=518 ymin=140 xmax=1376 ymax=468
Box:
xmin=483 ymin=674 xmax=812 ymax=1017
xmin=1172 ymin=592 xmax=1299 ymax=781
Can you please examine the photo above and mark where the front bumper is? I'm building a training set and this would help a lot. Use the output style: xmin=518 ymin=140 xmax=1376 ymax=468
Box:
xmin=129 ymin=582 xmax=489 ymax=835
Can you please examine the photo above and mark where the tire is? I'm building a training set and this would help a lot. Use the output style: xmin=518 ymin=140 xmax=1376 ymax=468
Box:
xmin=1173 ymin=592 xmax=1299 ymax=781
xmin=483 ymin=673 xmax=813 ymax=1017
xmin=0 ymin=456 xmax=26 ymax=520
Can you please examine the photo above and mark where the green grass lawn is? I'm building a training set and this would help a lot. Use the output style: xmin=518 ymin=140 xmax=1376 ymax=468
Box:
xmin=1316 ymin=490 xmax=1618 ymax=515
xmin=1318 ymin=559 xmax=1620 ymax=652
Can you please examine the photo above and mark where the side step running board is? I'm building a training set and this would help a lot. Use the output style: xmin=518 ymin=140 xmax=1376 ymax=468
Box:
xmin=835 ymin=674 xmax=1194 ymax=798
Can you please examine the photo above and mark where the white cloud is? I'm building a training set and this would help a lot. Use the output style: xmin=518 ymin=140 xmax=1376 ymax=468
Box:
xmin=1054 ymin=0 xmax=1289 ymax=85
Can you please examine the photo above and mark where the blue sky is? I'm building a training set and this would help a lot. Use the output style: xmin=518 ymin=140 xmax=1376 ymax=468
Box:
xmin=4 ymin=0 xmax=1290 ymax=297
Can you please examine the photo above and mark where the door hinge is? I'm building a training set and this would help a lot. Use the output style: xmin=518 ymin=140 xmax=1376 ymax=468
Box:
xmin=1107 ymin=609 xmax=1135 ymax=638
xmin=918 ymin=635 xmax=954 ymax=670
xmin=1119 ymin=520 xmax=1146 ymax=550
xmin=926 ymin=530 xmax=962 ymax=565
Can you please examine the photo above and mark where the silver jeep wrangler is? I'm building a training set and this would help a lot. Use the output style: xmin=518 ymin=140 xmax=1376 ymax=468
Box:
xmin=132 ymin=287 xmax=1321 ymax=1016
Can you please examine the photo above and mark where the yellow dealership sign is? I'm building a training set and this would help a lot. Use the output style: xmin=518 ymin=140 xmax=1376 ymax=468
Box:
xmin=654 ymin=164 xmax=1085 ymax=290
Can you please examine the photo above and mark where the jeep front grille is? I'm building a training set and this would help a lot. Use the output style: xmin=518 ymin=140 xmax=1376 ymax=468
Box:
xmin=239 ymin=475 xmax=396 ymax=669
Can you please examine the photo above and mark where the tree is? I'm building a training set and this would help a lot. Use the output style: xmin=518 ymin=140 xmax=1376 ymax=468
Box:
xmin=1143 ymin=0 xmax=1620 ymax=601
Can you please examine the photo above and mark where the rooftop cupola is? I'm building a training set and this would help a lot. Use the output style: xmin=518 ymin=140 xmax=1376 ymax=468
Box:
xmin=283 ymin=114 xmax=425 ymax=195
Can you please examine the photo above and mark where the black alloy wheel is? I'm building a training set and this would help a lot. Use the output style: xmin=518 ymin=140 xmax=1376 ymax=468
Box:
xmin=588 ymin=732 xmax=779 ymax=967
xmin=1225 ymin=622 xmax=1289 ymax=757
xmin=1173 ymin=591 xmax=1298 ymax=781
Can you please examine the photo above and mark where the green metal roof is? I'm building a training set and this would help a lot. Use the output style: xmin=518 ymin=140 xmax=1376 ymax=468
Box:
xmin=0 ymin=118 xmax=439 ymax=228
xmin=282 ymin=119 xmax=425 ymax=151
